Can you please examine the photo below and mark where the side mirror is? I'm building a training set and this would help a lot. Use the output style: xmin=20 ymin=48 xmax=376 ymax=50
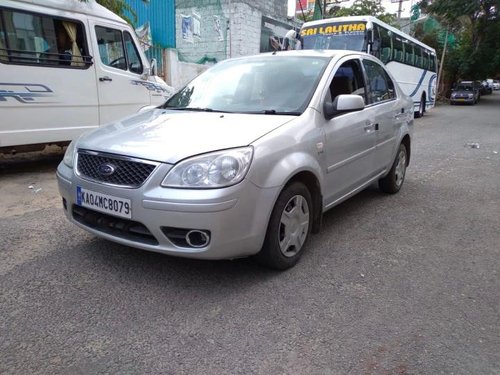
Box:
xmin=324 ymin=94 xmax=365 ymax=120
xmin=150 ymin=58 xmax=157 ymax=76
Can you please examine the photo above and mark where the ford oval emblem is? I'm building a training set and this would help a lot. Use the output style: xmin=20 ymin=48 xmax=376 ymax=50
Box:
xmin=98 ymin=163 xmax=116 ymax=176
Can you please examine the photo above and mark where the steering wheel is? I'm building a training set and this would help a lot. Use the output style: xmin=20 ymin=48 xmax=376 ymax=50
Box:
xmin=109 ymin=56 xmax=126 ymax=69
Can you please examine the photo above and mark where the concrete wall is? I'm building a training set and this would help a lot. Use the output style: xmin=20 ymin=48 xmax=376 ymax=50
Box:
xmin=166 ymin=0 xmax=298 ymax=89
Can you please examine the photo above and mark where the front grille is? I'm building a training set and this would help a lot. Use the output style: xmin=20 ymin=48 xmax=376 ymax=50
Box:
xmin=76 ymin=150 xmax=157 ymax=188
xmin=72 ymin=205 xmax=158 ymax=245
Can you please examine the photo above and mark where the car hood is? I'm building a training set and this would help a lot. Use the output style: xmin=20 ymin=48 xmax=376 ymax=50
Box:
xmin=77 ymin=109 xmax=295 ymax=164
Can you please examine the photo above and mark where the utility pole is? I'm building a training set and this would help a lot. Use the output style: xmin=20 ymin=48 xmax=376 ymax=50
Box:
xmin=397 ymin=0 xmax=403 ymax=19
xmin=437 ymin=29 xmax=449 ymax=99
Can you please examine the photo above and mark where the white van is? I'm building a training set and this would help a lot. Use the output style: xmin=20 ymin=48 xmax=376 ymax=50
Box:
xmin=0 ymin=0 xmax=174 ymax=153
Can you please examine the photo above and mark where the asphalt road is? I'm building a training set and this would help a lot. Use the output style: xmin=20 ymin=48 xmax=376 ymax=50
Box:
xmin=1 ymin=94 xmax=499 ymax=375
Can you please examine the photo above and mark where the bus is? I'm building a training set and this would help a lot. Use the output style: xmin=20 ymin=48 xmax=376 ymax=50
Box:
xmin=300 ymin=16 xmax=437 ymax=118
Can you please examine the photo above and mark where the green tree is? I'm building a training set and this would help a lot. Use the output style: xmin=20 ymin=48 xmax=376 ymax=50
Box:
xmin=427 ymin=0 xmax=500 ymax=80
xmin=330 ymin=0 xmax=396 ymax=25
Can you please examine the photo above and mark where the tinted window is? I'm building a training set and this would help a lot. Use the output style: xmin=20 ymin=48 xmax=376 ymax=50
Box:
xmin=329 ymin=59 xmax=367 ymax=104
xmin=363 ymin=59 xmax=395 ymax=104
xmin=0 ymin=8 xmax=88 ymax=68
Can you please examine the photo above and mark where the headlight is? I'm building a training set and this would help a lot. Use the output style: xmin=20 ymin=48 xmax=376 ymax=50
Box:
xmin=162 ymin=147 xmax=253 ymax=188
xmin=63 ymin=141 xmax=76 ymax=168
xmin=468 ymin=93 xmax=474 ymax=98
xmin=451 ymin=93 xmax=456 ymax=98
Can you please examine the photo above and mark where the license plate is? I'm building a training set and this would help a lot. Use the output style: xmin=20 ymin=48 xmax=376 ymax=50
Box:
xmin=76 ymin=186 xmax=131 ymax=219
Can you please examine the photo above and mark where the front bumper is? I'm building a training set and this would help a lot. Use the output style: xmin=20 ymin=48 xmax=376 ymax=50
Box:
xmin=450 ymin=97 xmax=474 ymax=104
xmin=57 ymin=162 xmax=280 ymax=260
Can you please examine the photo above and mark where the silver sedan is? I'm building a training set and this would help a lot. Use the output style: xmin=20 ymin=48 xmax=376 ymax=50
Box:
xmin=57 ymin=50 xmax=414 ymax=269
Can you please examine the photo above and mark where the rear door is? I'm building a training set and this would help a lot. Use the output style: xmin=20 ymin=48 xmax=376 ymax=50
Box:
xmin=361 ymin=58 xmax=401 ymax=173
xmin=89 ymin=20 xmax=152 ymax=125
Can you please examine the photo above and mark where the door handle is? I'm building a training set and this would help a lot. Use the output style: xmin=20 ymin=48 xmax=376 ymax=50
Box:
xmin=99 ymin=76 xmax=112 ymax=82
xmin=364 ymin=122 xmax=378 ymax=133
xmin=364 ymin=123 xmax=376 ymax=132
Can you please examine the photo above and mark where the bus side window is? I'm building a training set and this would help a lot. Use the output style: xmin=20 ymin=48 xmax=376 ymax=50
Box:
xmin=429 ymin=55 xmax=437 ymax=72
xmin=422 ymin=50 xmax=429 ymax=70
xmin=378 ymin=26 xmax=392 ymax=64
xmin=371 ymin=25 xmax=381 ymax=59
xmin=404 ymin=41 xmax=414 ymax=65
xmin=414 ymin=46 xmax=422 ymax=68
xmin=393 ymin=37 xmax=404 ymax=63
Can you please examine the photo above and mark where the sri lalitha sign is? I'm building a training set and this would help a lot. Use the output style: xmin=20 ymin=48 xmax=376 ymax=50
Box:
xmin=300 ymin=22 xmax=366 ymax=37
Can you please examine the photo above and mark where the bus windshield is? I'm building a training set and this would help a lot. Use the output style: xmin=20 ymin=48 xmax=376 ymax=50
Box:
xmin=301 ymin=21 xmax=367 ymax=51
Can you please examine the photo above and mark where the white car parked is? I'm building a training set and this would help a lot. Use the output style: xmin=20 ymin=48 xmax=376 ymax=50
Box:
xmin=58 ymin=50 xmax=414 ymax=269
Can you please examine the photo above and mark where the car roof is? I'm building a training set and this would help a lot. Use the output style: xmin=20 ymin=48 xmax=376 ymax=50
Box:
xmin=232 ymin=49 xmax=370 ymax=62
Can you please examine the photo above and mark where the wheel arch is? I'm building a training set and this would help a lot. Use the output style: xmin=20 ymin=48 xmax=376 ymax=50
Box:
xmin=283 ymin=171 xmax=323 ymax=234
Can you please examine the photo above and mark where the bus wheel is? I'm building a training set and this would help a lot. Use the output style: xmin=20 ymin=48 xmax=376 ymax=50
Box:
xmin=415 ymin=96 xmax=425 ymax=118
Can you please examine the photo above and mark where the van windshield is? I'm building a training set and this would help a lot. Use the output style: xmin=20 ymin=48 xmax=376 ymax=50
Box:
xmin=301 ymin=21 xmax=367 ymax=51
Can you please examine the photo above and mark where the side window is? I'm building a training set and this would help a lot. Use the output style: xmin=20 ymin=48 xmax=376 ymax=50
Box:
xmin=415 ymin=46 xmax=423 ymax=68
xmin=362 ymin=59 xmax=394 ymax=104
xmin=0 ymin=21 xmax=6 ymax=61
xmin=124 ymin=31 xmax=143 ymax=74
xmin=404 ymin=41 xmax=414 ymax=65
xmin=371 ymin=25 xmax=381 ymax=59
xmin=429 ymin=54 xmax=436 ymax=72
xmin=0 ymin=8 xmax=88 ymax=67
xmin=392 ymin=36 xmax=404 ymax=63
xmin=422 ymin=50 xmax=429 ymax=70
xmin=379 ymin=27 xmax=392 ymax=64
xmin=95 ymin=26 xmax=143 ymax=74
xmin=96 ymin=26 xmax=126 ymax=70
xmin=329 ymin=59 xmax=367 ymax=104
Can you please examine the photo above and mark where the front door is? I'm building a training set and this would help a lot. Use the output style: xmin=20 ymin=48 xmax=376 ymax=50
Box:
xmin=90 ymin=21 xmax=151 ymax=125
xmin=322 ymin=58 xmax=377 ymax=207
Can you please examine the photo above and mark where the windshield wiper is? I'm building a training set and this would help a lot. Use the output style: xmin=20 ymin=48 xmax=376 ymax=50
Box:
xmin=257 ymin=109 xmax=302 ymax=116
xmin=166 ymin=107 xmax=231 ymax=113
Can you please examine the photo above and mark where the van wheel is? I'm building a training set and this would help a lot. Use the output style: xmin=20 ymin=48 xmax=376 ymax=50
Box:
xmin=415 ymin=96 xmax=425 ymax=118
xmin=379 ymin=143 xmax=407 ymax=194
xmin=256 ymin=182 xmax=312 ymax=270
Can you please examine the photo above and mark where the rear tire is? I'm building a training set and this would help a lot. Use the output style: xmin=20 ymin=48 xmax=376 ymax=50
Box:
xmin=256 ymin=182 xmax=313 ymax=270
xmin=415 ymin=96 xmax=425 ymax=118
xmin=379 ymin=143 xmax=407 ymax=194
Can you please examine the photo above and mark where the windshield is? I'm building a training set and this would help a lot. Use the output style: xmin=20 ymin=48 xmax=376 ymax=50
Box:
xmin=301 ymin=21 xmax=367 ymax=51
xmin=456 ymin=84 xmax=473 ymax=91
xmin=164 ymin=55 xmax=330 ymax=114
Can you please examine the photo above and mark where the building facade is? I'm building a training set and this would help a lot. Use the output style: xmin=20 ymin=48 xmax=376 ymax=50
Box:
xmin=126 ymin=0 xmax=299 ymax=88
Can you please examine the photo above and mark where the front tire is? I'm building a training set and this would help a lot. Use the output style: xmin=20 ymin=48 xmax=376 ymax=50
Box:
xmin=256 ymin=182 xmax=313 ymax=270
xmin=379 ymin=143 xmax=407 ymax=194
